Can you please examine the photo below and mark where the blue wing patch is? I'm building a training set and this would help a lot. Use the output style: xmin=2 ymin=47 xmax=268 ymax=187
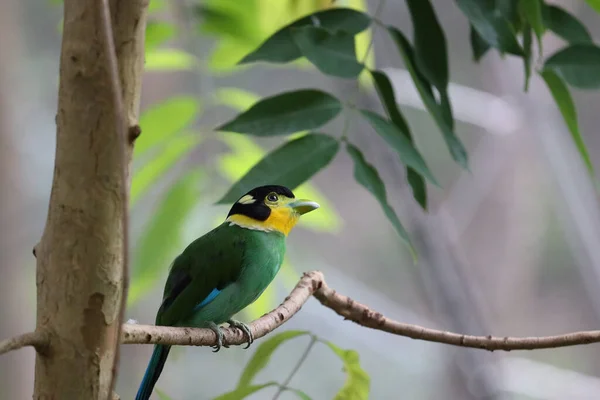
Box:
xmin=193 ymin=288 xmax=221 ymax=311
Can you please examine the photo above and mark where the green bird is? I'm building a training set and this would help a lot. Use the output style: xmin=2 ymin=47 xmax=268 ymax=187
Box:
xmin=135 ymin=185 xmax=319 ymax=400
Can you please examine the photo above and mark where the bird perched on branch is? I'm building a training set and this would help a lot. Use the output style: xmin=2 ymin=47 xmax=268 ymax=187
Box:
xmin=135 ymin=185 xmax=319 ymax=400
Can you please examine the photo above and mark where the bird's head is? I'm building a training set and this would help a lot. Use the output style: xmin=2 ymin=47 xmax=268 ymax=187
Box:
xmin=225 ymin=185 xmax=319 ymax=236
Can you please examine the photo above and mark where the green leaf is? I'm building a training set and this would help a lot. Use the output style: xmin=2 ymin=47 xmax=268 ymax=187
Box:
xmin=469 ymin=24 xmax=491 ymax=62
xmin=584 ymin=0 xmax=600 ymax=13
xmin=290 ymin=26 xmax=363 ymax=78
xmin=155 ymin=388 xmax=173 ymax=400
xmin=544 ymin=44 xmax=600 ymax=89
xmin=136 ymin=96 xmax=200 ymax=157
xmin=239 ymin=8 xmax=371 ymax=64
xmin=216 ymin=89 xmax=343 ymax=136
xmin=497 ymin=0 xmax=521 ymax=30
xmin=131 ymin=135 xmax=200 ymax=205
xmin=129 ymin=170 xmax=202 ymax=305
xmin=388 ymin=27 xmax=469 ymax=170
xmin=149 ymin=0 xmax=166 ymax=14
xmin=237 ymin=331 xmax=310 ymax=388
xmin=519 ymin=0 xmax=544 ymax=52
xmin=522 ymin=23 xmax=533 ymax=91
xmin=218 ymin=133 xmax=339 ymax=204
xmin=540 ymin=69 xmax=594 ymax=176
xmin=346 ymin=143 xmax=416 ymax=259
xmin=369 ymin=70 xmax=427 ymax=209
xmin=145 ymin=49 xmax=196 ymax=71
xmin=324 ymin=341 xmax=370 ymax=400
xmin=214 ymin=382 xmax=278 ymax=400
xmin=287 ymin=388 xmax=312 ymax=400
xmin=405 ymin=0 xmax=448 ymax=91
xmin=360 ymin=110 xmax=438 ymax=186
xmin=145 ymin=21 xmax=176 ymax=51
xmin=214 ymin=88 xmax=344 ymax=233
xmin=542 ymin=5 xmax=592 ymax=44
xmin=455 ymin=0 xmax=523 ymax=55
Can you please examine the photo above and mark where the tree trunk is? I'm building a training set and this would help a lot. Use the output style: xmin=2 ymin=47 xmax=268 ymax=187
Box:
xmin=33 ymin=1 xmax=147 ymax=399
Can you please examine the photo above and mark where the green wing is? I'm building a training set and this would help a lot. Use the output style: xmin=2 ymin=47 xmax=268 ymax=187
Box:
xmin=155 ymin=223 xmax=245 ymax=326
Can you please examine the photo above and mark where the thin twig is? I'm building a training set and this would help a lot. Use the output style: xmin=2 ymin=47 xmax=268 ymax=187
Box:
xmin=98 ymin=0 xmax=129 ymax=394
xmin=272 ymin=335 xmax=317 ymax=400
xmin=118 ymin=271 xmax=600 ymax=351
xmin=0 ymin=331 xmax=49 ymax=356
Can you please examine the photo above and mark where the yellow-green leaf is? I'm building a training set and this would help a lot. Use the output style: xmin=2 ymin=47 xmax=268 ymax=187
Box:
xmin=145 ymin=21 xmax=177 ymax=51
xmin=145 ymin=49 xmax=196 ymax=71
xmin=136 ymin=96 xmax=200 ymax=157
xmin=129 ymin=170 xmax=202 ymax=305
xmin=237 ymin=331 xmax=310 ymax=388
xmin=325 ymin=341 xmax=370 ymax=400
xmin=214 ymin=382 xmax=278 ymax=400
xmin=131 ymin=135 xmax=200 ymax=205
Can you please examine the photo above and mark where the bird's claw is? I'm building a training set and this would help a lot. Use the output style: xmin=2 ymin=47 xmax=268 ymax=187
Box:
xmin=227 ymin=319 xmax=254 ymax=349
xmin=207 ymin=322 xmax=229 ymax=352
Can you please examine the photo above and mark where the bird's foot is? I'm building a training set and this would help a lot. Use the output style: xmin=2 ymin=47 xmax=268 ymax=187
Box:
xmin=227 ymin=319 xmax=254 ymax=349
xmin=207 ymin=322 xmax=229 ymax=352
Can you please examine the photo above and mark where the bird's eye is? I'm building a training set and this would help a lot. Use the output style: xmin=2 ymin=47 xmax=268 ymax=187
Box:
xmin=266 ymin=193 xmax=278 ymax=202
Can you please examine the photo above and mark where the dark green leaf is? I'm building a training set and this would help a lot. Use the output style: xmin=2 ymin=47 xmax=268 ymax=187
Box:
xmin=540 ymin=69 xmax=594 ymax=175
xmin=406 ymin=0 xmax=449 ymax=91
xmin=522 ymin=23 xmax=533 ymax=91
xmin=544 ymin=44 xmax=600 ymax=89
xmin=469 ymin=24 xmax=491 ymax=62
xmin=369 ymin=70 xmax=427 ymax=209
xmin=346 ymin=143 xmax=416 ymax=259
xmin=129 ymin=170 xmax=202 ymax=304
xmin=542 ymin=5 xmax=592 ymax=44
xmin=519 ymin=0 xmax=544 ymax=51
xmin=237 ymin=331 xmax=309 ymax=388
xmin=145 ymin=21 xmax=176 ymax=51
xmin=360 ymin=110 xmax=438 ymax=186
xmin=407 ymin=169 xmax=427 ymax=210
xmin=218 ymin=133 xmax=339 ymax=204
xmin=137 ymin=96 xmax=200 ymax=157
xmin=239 ymin=8 xmax=371 ymax=64
xmin=290 ymin=26 xmax=363 ymax=78
xmin=455 ymin=0 xmax=523 ymax=55
xmin=369 ymin=70 xmax=410 ymax=133
xmin=324 ymin=341 xmax=370 ymax=400
xmin=497 ymin=0 xmax=521 ymax=30
xmin=216 ymin=90 xmax=343 ymax=136
xmin=214 ymin=382 xmax=278 ymax=400
xmin=287 ymin=388 xmax=312 ymax=400
xmin=387 ymin=27 xmax=469 ymax=169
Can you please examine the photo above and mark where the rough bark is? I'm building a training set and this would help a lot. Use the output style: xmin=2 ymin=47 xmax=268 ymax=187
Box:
xmin=33 ymin=1 xmax=147 ymax=399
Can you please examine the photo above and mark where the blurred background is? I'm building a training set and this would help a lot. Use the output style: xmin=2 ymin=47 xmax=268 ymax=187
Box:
xmin=2 ymin=0 xmax=600 ymax=399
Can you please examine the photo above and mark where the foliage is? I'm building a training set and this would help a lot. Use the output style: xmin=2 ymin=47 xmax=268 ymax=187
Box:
xmin=208 ymin=331 xmax=369 ymax=400
xmin=50 ymin=0 xmax=600 ymax=397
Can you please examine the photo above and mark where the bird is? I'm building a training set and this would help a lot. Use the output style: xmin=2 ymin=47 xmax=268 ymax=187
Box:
xmin=135 ymin=184 xmax=319 ymax=400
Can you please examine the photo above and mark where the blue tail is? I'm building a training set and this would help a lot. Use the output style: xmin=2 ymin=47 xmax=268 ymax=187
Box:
xmin=135 ymin=344 xmax=171 ymax=400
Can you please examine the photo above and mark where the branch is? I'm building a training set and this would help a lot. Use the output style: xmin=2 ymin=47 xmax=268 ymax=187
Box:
xmin=122 ymin=271 xmax=600 ymax=351
xmin=0 ymin=331 xmax=49 ymax=356
xmin=97 ymin=0 xmax=130 ymax=395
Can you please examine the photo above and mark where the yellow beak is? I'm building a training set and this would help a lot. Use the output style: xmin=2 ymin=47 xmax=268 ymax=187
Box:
xmin=288 ymin=199 xmax=320 ymax=215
